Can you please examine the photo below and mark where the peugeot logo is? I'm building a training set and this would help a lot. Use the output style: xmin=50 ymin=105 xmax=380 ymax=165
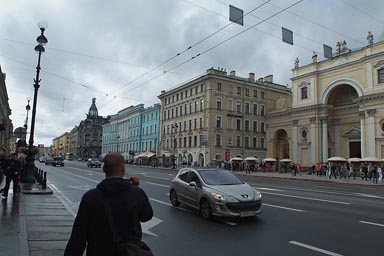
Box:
xmin=241 ymin=194 xmax=248 ymax=199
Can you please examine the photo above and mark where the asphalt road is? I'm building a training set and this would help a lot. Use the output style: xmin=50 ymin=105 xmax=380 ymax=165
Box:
xmin=36 ymin=161 xmax=384 ymax=256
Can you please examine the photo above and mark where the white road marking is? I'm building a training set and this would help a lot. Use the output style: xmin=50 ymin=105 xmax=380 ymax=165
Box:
xmin=289 ymin=241 xmax=344 ymax=256
xmin=145 ymin=181 xmax=169 ymax=188
xmin=141 ymin=217 xmax=163 ymax=237
xmin=262 ymin=192 xmax=350 ymax=205
xmin=143 ymin=175 xmax=171 ymax=181
xmin=257 ymin=187 xmax=284 ymax=192
xmin=263 ymin=203 xmax=306 ymax=212
xmin=49 ymin=184 xmax=77 ymax=217
xmin=354 ymin=193 xmax=384 ymax=199
xmin=359 ymin=221 xmax=384 ymax=227
xmin=149 ymin=198 xmax=192 ymax=213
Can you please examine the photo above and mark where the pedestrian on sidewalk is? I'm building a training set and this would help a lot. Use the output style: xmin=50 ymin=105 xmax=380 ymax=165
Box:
xmin=0 ymin=154 xmax=9 ymax=192
xmin=297 ymin=163 xmax=302 ymax=176
xmin=329 ymin=164 xmax=337 ymax=179
xmin=65 ymin=152 xmax=153 ymax=256
xmin=2 ymin=153 xmax=20 ymax=198
xmin=361 ymin=164 xmax=368 ymax=181
xmin=378 ymin=164 xmax=383 ymax=182
xmin=371 ymin=165 xmax=379 ymax=184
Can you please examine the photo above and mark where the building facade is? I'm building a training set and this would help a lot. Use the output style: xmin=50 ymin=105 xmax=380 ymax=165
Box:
xmin=267 ymin=33 xmax=384 ymax=167
xmin=0 ymin=65 xmax=12 ymax=154
xmin=101 ymin=104 xmax=160 ymax=160
xmin=52 ymin=132 xmax=70 ymax=156
xmin=77 ymin=98 xmax=108 ymax=158
xmin=158 ymin=67 xmax=291 ymax=167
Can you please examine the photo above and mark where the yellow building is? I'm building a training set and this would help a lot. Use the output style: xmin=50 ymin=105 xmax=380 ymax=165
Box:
xmin=267 ymin=34 xmax=384 ymax=167
xmin=52 ymin=132 xmax=70 ymax=157
xmin=158 ymin=67 xmax=290 ymax=167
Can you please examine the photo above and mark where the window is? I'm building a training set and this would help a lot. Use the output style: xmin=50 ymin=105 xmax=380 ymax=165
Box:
xmin=236 ymin=119 xmax=241 ymax=130
xmin=216 ymin=134 xmax=221 ymax=146
xmin=254 ymin=90 xmax=257 ymax=98
xmin=253 ymin=121 xmax=258 ymax=132
xmin=201 ymin=84 xmax=204 ymax=92
xmin=200 ymin=117 xmax=203 ymax=128
xmin=379 ymin=68 xmax=384 ymax=84
xmin=200 ymin=99 xmax=204 ymax=111
xmin=245 ymin=103 xmax=250 ymax=114
xmin=236 ymin=135 xmax=241 ymax=147
xmin=228 ymin=135 xmax=233 ymax=146
xmin=253 ymin=104 xmax=258 ymax=115
xmin=261 ymin=122 xmax=265 ymax=133
xmin=237 ymin=87 xmax=241 ymax=95
xmin=301 ymin=86 xmax=308 ymax=99
xmin=261 ymin=91 xmax=265 ymax=99
xmin=189 ymin=102 xmax=192 ymax=113
xmin=194 ymin=135 xmax=197 ymax=146
xmin=176 ymin=94 xmax=179 ymax=101
xmin=236 ymin=101 xmax=241 ymax=113
xmin=217 ymin=98 xmax=222 ymax=110
xmin=185 ymin=104 xmax=187 ymax=115
xmin=245 ymin=136 xmax=249 ymax=148
xmin=253 ymin=137 xmax=257 ymax=148
xmin=218 ymin=82 xmax=222 ymax=91
xmin=184 ymin=121 xmax=187 ymax=131
xmin=180 ymin=106 xmax=183 ymax=116
xmin=181 ymin=92 xmax=183 ymax=99
xmin=228 ymin=99 xmax=233 ymax=111
xmin=194 ymin=119 xmax=197 ymax=129
xmin=216 ymin=116 xmax=222 ymax=128
xmin=245 ymin=88 xmax=249 ymax=96
xmin=195 ymin=101 xmax=198 ymax=112
xmin=245 ymin=120 xmax=249 ymax=131
xmin=190 ymin=88 xmax=193 ymax=96
xmin=184 ymin=137 xmax=187 ymax=147
xmin=261 ymin=137 xmax=265 ymax=149
xmin=188 ymin=136 xmax=192 ymax=147
xmin=195 ymin=87 xmax=198 ymax=94
xmin=261 ymin=105 xmax=265 ymax=116
xmin=189 ymin=120 xmax=192 ymax=131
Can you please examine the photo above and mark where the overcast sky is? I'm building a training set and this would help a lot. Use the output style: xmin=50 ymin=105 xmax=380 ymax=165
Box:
xmin=1 ymin=0 xmax=383 ymax=146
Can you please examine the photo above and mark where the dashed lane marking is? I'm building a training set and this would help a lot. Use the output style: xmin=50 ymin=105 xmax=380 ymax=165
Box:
xmin=263 ymin=203 xmax=306 ymax=212
xmin=145 ymin=181 xmax=169 ymax=188
xmin=359 ymin=221 xmax=384 ymax=227
xmin=289 ymin=241 xmax=344 ymax=256
xmin=262 ymin=192 xmax=350 ymax=205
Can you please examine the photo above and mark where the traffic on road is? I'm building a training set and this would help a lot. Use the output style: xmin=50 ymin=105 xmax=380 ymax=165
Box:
xmin=37 ymin=160 xmax=384 ymax=256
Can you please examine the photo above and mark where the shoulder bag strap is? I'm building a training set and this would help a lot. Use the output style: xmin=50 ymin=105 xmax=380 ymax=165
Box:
xmin=97 ymin=189 xmax=121 ymax=244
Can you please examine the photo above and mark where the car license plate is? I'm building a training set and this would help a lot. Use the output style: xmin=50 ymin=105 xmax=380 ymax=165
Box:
xmin=240 ymin=211 xmax=256 ymax=217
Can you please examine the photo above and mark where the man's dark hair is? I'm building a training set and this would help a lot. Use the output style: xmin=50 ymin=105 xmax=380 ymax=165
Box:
xmin=103 ymin=153 xmax=125 ymax=175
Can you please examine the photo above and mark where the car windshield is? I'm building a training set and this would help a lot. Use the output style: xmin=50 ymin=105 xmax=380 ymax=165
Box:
xmin=198 ymin=169 xmax=244 ymax=185
xmin=54 ymin=157 xmax=63 ymax=161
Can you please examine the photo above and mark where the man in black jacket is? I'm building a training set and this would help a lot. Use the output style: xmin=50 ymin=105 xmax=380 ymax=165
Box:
xmin=64 ymin=152 xmax=153 ymax=256
xmin=2 ymin=153 xmax=20 ymax=198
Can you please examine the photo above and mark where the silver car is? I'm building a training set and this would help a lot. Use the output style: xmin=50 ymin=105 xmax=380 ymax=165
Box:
xmin=169 ymin=168 xmax=262 ymax=219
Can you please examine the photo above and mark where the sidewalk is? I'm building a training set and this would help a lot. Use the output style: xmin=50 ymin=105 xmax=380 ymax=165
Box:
xmin=1 ymin=183 xmax=74 ymax=256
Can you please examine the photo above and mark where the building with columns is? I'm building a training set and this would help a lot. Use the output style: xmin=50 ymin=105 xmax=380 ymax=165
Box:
xmin=267 ymin=32 xmax=384 ymax=167
xmin=0 ymin=65 xmax=12 ymax=154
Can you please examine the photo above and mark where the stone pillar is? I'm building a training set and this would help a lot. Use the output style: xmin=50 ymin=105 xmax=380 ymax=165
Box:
xmin=292 ymin=120 xmax=298 ymax=163
xmin=359 ymin=111 xmax=366 ymax=158
xmin=310 ymin=117 xmax=317 ymax=164
xmin=333 ymin=119 xmax=341 ymax=156
xmin=321 ymin=117 xmax=328 ymax=162
xmin=366 ymin=109 xmax=376 ymax=157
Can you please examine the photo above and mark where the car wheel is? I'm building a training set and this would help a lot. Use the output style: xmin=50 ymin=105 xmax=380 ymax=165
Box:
xmin=200 ymin=198 xmax=212 ymax=220
xmin=170 ymin=190 xmax=180 ymax=207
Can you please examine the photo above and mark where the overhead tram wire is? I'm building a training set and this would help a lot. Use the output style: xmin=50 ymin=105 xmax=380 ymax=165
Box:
xmin=341 ymin=0 xmax=384 ymax=25
xmin=0 ymin=53 xmax=107 ymax=95
xmin=99 ymin=0 xmax=272 ymax=104
xmin=115 ymin=0 xmax=304 ymax=98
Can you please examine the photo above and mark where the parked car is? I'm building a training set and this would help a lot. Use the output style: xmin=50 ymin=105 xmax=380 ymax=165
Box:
xmin=87 ymin=158 xmax=101 ymax=168
xmin=169 ymin=168 xmax=262 ymax=219
xmin=38 ymin=156 xmax=46 ymax=163
xmin=45 ymin=156 xmax=64 ymax=167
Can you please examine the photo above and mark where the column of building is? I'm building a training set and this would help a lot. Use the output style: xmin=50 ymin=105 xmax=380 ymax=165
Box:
xmin=360 ymin=111 xmax=366 ymax=158
xmin=292 ymin=120 xmax=298 ymax=163
xmin=366 ymin=109 xmax=376 ymax=157
xmin=310 ymin=117 xmax=317 ymax=164
xmin=321 ymin=117 xmax=328 ymax=162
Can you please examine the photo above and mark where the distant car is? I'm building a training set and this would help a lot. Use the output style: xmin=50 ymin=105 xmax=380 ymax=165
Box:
xmin=87 ymin=158 xmax=101 ymax=168
xmin=45 ymin=156 xmax=64 ymax=167
xmin=169 ymin=168 xmax=262 ymax=220
xmin=39 ymin=156 xmax=46 ymax=163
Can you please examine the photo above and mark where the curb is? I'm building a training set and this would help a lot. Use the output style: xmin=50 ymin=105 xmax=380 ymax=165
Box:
xmin=18 ymin=194 xmax=29 ymax=256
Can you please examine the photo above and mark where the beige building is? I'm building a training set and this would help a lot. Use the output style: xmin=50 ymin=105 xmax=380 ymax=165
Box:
xmin=158 ymin=67 xmax=290 ymax=167
xmin=267 ymin=33 xmax=384 ymax=167
xmin=52 ymin=132 xmax=70 ymax=157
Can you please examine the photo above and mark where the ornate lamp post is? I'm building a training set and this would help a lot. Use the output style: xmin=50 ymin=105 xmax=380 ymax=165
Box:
xmin=23 ymin=22 xmax=48 ymax=184
xmin=171 ymin=123 xmax=178 ymax=169
xmin=117 ymin=134 xmax=120 ymax=152
xmin=24 ymin=97 xmax=31 ymax=131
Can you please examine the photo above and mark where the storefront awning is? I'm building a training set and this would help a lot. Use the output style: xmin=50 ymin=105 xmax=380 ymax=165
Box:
xmin=145 ymin=153 xmax=156 ymax=158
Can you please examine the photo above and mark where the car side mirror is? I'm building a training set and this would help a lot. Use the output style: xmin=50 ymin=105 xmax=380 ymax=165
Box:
xmin=189 ymin=181 xmax=197 ymax=188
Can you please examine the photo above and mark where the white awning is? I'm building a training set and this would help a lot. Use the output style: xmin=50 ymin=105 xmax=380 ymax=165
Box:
xmin=145 ymin=153 xmax=156 ymax=158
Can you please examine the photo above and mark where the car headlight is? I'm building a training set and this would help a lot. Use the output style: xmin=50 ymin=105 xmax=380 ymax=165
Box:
xmin=254 ymin=189 xmax=262 ymax=200
xmin=210 ymin=192 xmax=237 ymax=202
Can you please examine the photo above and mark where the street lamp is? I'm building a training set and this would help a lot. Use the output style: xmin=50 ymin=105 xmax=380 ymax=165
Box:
xmin=171 ymin=123 xmax=178 ymax=169
xmin=117 ymin=134 xmax=120 ymax=152
xmin=23 ymin=22 xmax=48 ymax=184
xmin=24 ymin=97 xmax=31 ymax=131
